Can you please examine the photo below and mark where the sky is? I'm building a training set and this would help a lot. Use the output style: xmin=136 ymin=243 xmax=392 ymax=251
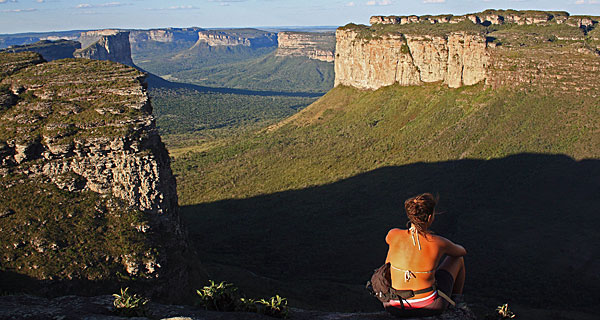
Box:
xmin=1 ymin=0 xmax=599 ymax=34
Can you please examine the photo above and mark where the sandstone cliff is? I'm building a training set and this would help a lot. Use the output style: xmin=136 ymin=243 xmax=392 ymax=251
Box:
xmin=336 ymin=10 xmax=599 ymax=91
xmin=0 ymin=52 xmax=191 ymax=298
xmin=370 ymin=10 xmax=598 ymax=30
xmin=334 ymin=29 xmax=489 ymax=89
xmin=129 ymin=28 xmax=201 ymax=44
xmin=194 ymin=29 xmax=277 ymax=48
xmin=276 ymin=32 xmax=335 ymax=62
xmin=75 ymin=30 xmax=135 ymax=66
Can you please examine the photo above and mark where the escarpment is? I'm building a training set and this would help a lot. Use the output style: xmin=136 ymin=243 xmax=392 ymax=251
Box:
xmin=335 ymin=29 xmax=489 ymax=89
xmin=276 ymin=32 xmax=335 ymax=62
xmin=336 ymin=10 xmax=600 ymax=91
xmin=75 ymin=30 xmax=135 ymax=66
xmin=0 ymin=52 xmax=191 ymax=298
xmin=194 ymin=29 xmax=277 ymax=48
xmin=370 ymin=9 xmax=598 ymax=30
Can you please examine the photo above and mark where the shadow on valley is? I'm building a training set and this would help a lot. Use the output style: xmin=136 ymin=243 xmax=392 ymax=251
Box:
xmin=181 ymin=153 xmax=600 ymax=313
xmin=145 ymin=72 xmax=325 ymax=98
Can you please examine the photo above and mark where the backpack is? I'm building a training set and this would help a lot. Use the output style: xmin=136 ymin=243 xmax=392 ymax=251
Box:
xmin=366 ymin=263 xmax=429 ymax=303
xmin=366 ymin=262 xmax=393 ymax=302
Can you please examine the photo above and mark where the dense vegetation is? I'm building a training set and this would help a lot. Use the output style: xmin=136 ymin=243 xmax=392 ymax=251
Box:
xmin=172 ymin=54 xmax=334 ymax=93
xmin=149 ymin=86 xmax=317 ymax=147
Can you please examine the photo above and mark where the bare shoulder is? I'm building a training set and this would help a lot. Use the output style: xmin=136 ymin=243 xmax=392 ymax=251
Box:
xmin=385 ymin=228 xmax=404 ymax=244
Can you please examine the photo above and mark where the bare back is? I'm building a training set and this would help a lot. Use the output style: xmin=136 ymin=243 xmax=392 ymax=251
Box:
xmin=385 ymin=227 xmax=465 ymax=298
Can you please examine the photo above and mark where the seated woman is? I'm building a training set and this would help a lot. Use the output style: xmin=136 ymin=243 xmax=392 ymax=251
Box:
xmin=383 ymin=193 xmax=466 ymax=317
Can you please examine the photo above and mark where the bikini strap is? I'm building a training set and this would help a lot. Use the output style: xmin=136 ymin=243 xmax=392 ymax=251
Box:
xmin=409 ymin=224 xmax=421 ymax=250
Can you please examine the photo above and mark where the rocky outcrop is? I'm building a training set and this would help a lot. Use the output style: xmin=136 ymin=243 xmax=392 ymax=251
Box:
xmin=0 ymin=52 xmax=191 ymax=299
xmin=129 ymin=28 xmax=201 ymax=44
xmin=334 ymin=29 xmax=489 ymax=89
xmin=75 ymin=30 xmax=135 ymax=66
xmin=1 ymin=40 xmax=81 ymax=61
xmin=276 ymin=32 xmax=335 ymax=62
xmin=194 ymin=30 xmax=277 ymax=48
xmin=370 ymin=10 xmax=598 ymax=30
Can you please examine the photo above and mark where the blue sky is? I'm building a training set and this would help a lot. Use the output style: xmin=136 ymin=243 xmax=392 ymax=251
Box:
xmin=1 ymin=0 xmax=599 ymax=34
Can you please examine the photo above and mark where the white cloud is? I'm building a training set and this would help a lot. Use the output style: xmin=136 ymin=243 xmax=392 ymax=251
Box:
xmin=366 ymin=0 xmax=391 ymax=5
xmin=423 ymin=0 xmax=446 ymax=3
xmin=2 ymin=8 xmax=37 ymax=12
xmin=76 ymin=2 xmax=128 ymax=9
xmin=576 ymin=0 xmax=599 ymax=3
xmin=0 ymin=0 xmax=18 ymax=3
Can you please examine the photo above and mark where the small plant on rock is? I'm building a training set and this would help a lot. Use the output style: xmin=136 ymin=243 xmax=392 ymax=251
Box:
xmin=496 ymin=303 xmax=516 ymax=319
xmin=196 ymin=280 xmax=241 ymax=312
xmin=112 ymin=287 xmax=149 ymax=317
xmin=255 ymin=295 xmax=288 ymax=318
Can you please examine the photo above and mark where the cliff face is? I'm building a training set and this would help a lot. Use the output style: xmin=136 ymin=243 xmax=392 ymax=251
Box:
xmin=75 ymin=30 xmax=135 ymax=66
xmin=334 ymin=30 xmax=489 ymax=89
xmin=370 ymin=10 xmax=598 ymax=29
xmin=276 ymin=32 xmax=335 ymax=62
xmin=194 ymin=30 xmax=277 ymax=48
xmin=0 ymin=52 xmax=190 ymax=297
xmin=129 ymin=28 xmax=201 ymax=44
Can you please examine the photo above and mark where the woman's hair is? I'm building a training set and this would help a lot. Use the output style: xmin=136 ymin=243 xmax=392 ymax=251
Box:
xmin=404 ymin=193 xmax=437 ymax=235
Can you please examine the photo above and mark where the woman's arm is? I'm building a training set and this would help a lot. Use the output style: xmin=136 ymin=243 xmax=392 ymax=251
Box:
xmin=439 ymin=236 xmax=467 ymax=257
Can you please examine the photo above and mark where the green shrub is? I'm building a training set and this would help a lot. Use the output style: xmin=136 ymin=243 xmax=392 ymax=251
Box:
xmin=112 ymin=287 xmax=149 ymax=317
xmin=196 ymin=280 xmax=288 ymax=318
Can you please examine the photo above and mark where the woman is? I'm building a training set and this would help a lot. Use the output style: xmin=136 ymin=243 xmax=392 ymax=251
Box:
xmin=383 ymin=193 xmax=466 ymax=317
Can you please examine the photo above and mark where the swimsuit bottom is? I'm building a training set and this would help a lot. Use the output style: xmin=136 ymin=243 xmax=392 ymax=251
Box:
xmin=384 ymin=269 xmax=454 ymax=318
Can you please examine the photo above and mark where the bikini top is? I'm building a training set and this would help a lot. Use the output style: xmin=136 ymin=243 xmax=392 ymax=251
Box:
xmin=390 ymin=225 xmax=436 ymax=282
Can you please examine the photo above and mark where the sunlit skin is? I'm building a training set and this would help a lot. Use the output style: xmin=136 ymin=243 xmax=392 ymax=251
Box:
xmin=384 ymin=214 xmax=467 ymax=302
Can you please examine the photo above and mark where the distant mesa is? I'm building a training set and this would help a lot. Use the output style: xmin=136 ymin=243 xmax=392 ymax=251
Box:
xmin=336 ymin=10 xmax=600 ymax=90
xmin=75 ymin=30 xmax=135 ymax=67
xmin=1 ymin=40 xmax=81 ymax=61
xmin=370 ymin=9 xmax=598 ymax=30
xmin=193 ymin=29 xmax=277 ymax=48
xmin=276 ymin=31 xmax=336 ymax=62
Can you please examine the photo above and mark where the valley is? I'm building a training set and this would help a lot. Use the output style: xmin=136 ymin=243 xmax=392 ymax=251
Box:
xmin=0 ymin=8 xmax=599 ymax=320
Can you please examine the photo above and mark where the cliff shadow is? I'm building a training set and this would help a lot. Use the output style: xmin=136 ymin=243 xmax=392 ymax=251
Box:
xmin=181 ymin=153 xmax=600 ymax=313
xmin=144 ymin=72 xmax=325 ymax=98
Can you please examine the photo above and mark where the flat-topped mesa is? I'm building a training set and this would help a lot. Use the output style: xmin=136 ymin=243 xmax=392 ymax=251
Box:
xmin=194 ymin=29 xmax=277 ymax=48
xmin=75 ymin=30 xmax=135 ymax=66
xmin=370 ymin=10 xmax=598 ymax=29
xmin=276 ymin=32 xmax=336 ymax=62
xmin=0 ymin=52 xmax=191 ymax=298
xmin=129 ymin=28 xmax=202 ymax=44
xmin=334 ymin=29 xmax=489 ymax=89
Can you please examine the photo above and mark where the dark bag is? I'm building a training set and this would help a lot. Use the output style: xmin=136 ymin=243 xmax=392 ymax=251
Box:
xmin=366 ymin=263 xmax=422 ymax=303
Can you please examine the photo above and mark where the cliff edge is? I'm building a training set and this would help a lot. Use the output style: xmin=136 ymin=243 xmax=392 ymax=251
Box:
xmin=75 ymin=30 xmax=136 ymax=67
xmin=0 ymin=52 xmax=192 ymax=299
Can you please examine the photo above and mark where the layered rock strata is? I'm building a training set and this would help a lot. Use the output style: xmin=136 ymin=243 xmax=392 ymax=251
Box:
xmin=0 ymin=52 xmax=189 ymax=298
xmin=334 ymin=30 xmax=489 ymax=89
xmin=75 ymin=30 xmax=135 ymax=66
xmin=276 ymin=32 xmax=335 ymax=62
xmin=370 ymin=10 xmax=598 ymax=30
xmin=194 ymin=30 xmax=277 ymax=48
xmin=129 ymin=28 xmax=202 ymax=44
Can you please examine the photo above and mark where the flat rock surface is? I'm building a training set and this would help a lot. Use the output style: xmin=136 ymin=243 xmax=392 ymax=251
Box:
xmin=0 ymin=294 xmax=476 ymax=320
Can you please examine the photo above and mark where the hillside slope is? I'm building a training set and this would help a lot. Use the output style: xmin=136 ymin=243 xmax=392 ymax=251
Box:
xmin=173 ymin=16 xmax=600 ymax=315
